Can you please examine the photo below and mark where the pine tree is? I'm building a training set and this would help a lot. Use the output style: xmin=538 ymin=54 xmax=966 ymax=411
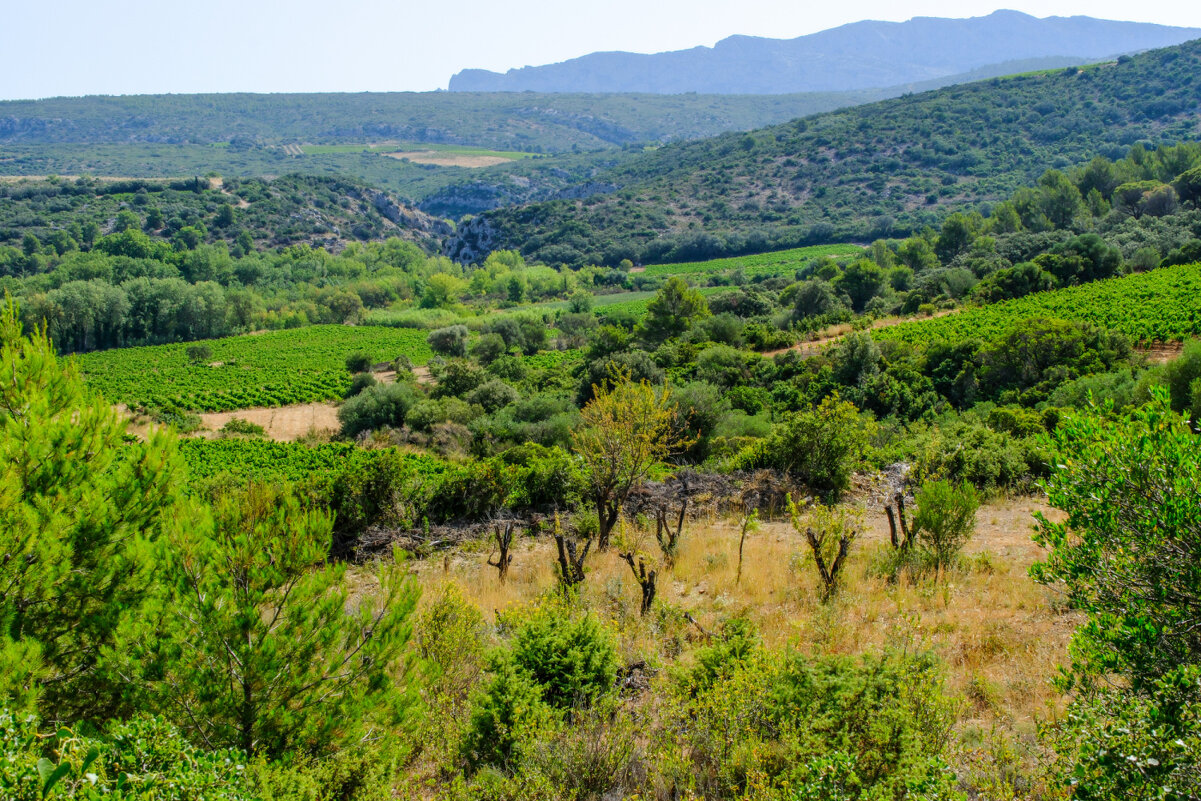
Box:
xmin=156 ymin=482 xmax=419 ymax=756
xmin=0 ymin=297 xmax=184 ymax=720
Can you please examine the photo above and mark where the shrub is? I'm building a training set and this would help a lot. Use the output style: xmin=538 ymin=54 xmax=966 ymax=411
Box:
xmin=345 ymin=351 xmax=373 ymax=374
xmin=735 ymin=396 xmax=874 ymax=499
xmin=344 ymin=372 xmax=377 ymax=398
xmin=186 ymin=344 xmax=213 ymax=365
xmin=218 ymin=417 xmax=265 ymax=438
xmin=148 ymin=403 xmax=202 ymax=434
xmin=462 ymin=658 xmax=551 ymax=771
xmin=468 ymin=379 xmax=520 ymax=414
xmin=908 ymin=418 xmax=1038 ymax=491
xmin=508 ymin=608 xmax=618 ymax=711
xmin=470 ymin=332 xmax=507 ymax=365
xmin=0 ymin=711 xmax=251 ymax=800
xmin=911 ymin=480 xmax=980 ymax=572
xmin=428 ymin=324 xmax=469 ymax=358
xmin=433 ymin=359 xmax=485 ymax=399
xmin=337 ymin=382 xmax=416 ymax=437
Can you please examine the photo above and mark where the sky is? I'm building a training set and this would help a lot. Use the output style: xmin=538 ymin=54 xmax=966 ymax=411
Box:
xmin=3 ymin=1 xmax=1201 ymax=100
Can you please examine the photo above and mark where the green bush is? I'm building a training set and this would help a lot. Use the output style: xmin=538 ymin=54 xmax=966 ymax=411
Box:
xmin=345 ymin=351 xmax=373 ymax=373
xmin=676 ymin=647 xmax=962 ymax=800
xmin=1044 ymin=666 xmax=1201 ymax=800
xmin=462 ymin=658 xmax=552 ymax=771
xmin=428 ymin=325 xmax=469 ymax=358
xmin=337 ymin=382 xmax=416 ymax=437
xmin=219 ymin=417 xmax=266 ymax=438
xmin=468 ymin=379 xmax=520 ymax=413
xmin=908 ymin=418 xmax=1038 ymax=491
xmin=733 ymin=396 xmax=874 ymax=499
xmin=911 ymin=480 xmax=980 ymax=571
xmin=344 ymin=372 xmax=377 ymax=398
xmin=0 ymin=711 xmax=250 ymax=800
xmin=508 ymin=608 xmax=618 ymax=711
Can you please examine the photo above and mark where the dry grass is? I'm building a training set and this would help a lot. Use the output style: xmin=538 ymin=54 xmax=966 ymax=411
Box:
xmin=405 ymin=497 xmax=1077 ymax=744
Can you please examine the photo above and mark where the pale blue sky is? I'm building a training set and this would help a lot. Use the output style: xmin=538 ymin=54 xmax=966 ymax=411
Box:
xmin=3 ymin=1 xmax=1200 ymax=99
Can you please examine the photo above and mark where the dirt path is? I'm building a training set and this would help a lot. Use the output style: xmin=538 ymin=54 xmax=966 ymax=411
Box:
xmin=760 ymin=309 xmax=958 ymax=358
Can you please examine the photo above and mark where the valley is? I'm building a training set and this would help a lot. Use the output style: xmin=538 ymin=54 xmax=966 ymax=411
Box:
xmin=4 ymin=14 xmax=1201 ymax=801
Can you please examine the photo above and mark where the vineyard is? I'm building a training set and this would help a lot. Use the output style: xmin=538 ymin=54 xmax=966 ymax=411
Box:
xmin=587 ymin=286 xmax=726 ymax=319
xmin=876 ymin=263 xmax=1201 ymax=347
xmin=640 ymin=243 xmax=864 ymax=278
xmin=79 ymin=325 xmax=433 ymax=412
xmin=179 ymin=438 xmax=449 ymax=484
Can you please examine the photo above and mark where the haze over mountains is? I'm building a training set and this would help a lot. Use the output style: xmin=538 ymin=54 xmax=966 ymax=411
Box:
xmin=449 ymin=10 xmax=1201 ymax=94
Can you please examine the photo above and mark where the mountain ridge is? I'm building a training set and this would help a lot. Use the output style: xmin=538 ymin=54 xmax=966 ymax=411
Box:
xmin=449 ymin=10 xmax=1201 ymax=94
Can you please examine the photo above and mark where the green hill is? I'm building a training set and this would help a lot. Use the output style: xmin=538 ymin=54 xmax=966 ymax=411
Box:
xmin=0 ymin=173 xmax=448 ymax=253
xmin=447 ymin=41 xmax=1201 ymax=266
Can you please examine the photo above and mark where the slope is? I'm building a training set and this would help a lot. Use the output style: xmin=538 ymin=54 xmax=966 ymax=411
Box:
xmin=446 ymin=41 xmax=1201 ymax=266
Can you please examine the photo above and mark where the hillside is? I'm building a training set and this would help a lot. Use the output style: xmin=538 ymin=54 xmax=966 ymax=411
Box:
xmin=0 ymin=91 xmax=884 ymax=154
xmin=0 ymin=174 xmax=449 ymax=253
xmin=447 ymin=40 xmax=1201 ymax=266
xmin=449 ymin=10 xmax=1201 ymax=94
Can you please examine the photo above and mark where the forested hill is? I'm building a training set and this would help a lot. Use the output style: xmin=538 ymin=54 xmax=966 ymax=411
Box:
xmin=447 ymin=40 xmax=1201 ymax=266
xmin=449 ymin=10 xmax=1201 ymax=94
xmin=0 ymin=174 xmax=450 ymax=254
xmin=0 ymin=91 xmax=889 ymax=154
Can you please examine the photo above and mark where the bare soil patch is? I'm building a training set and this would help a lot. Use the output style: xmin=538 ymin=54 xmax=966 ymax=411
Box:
xmin=1137 ymin=340 xmax=1185 ymax=363
xmin=198 ymin=402 xmax=339 ymax=441
xmin=384 ymin=151 xmax=510 ymax=168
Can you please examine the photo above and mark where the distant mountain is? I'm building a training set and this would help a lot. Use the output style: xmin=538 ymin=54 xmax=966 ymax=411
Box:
xmin=449 ymin=10 xmax=1201 ymax=94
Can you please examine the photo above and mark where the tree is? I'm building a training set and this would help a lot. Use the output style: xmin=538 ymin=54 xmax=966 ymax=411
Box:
xmin=935 ymin=212 xmax=977 ymax=263
xmin=427 ymin=324 xmax=468 ymax=358
xmin=639 ymin=276 xmax=709 ymax=345
xmin=1032 ymin=391 xmax=1201 ymax=796
xmin=835 ymin=259 xmax=886 ymax=312
xmin=420 ymin=273 xmax=467 ymax=308
xmin=1037 ymin=169 xmax=1085 ymax=228
xmin=0 ymin=298 xmax=184 ymax=721
xmin=155 ymin=482 xmax=418 ymax=756
xmin=791 ymin=279 xmax=842 ymax=321
xmin=214 ymin=203 xmax=236 ymax=228
xmin=790 ymin=498 xmax=859 ymax=602
xmin=572 ymin=375 xmax=685 ymax=550
xmin=736 ymin=494 xmax=760 ymax=585
xmin=1174 ymin=165 xmax=1201 ymax=207
xmin=186 ymin=344 xmax=213 ymax=365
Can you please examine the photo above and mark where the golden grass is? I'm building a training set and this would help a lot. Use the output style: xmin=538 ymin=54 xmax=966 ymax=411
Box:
xmin=406 ymin=497 xmax=1078 ymax=740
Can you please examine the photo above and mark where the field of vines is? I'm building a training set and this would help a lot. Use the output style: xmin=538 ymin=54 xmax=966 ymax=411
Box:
xmin=80 ymin=325 xmax=433 ymax=412
xmin=876 ymin=263 xmax=1201 ymax=346
xmin=640 ymin=243 xmax=863 ymax=278
xmin=178 ymin=438 xmax=449 ymax=484
xmin=586 ymin=286 xmax=727 ymax=319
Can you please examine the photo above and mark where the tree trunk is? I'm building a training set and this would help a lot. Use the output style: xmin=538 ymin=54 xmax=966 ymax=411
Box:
xmin=596 ymin=496 xmax=620 ymax=551
xmin=619 ymin=552 xmax=657 ymax=615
